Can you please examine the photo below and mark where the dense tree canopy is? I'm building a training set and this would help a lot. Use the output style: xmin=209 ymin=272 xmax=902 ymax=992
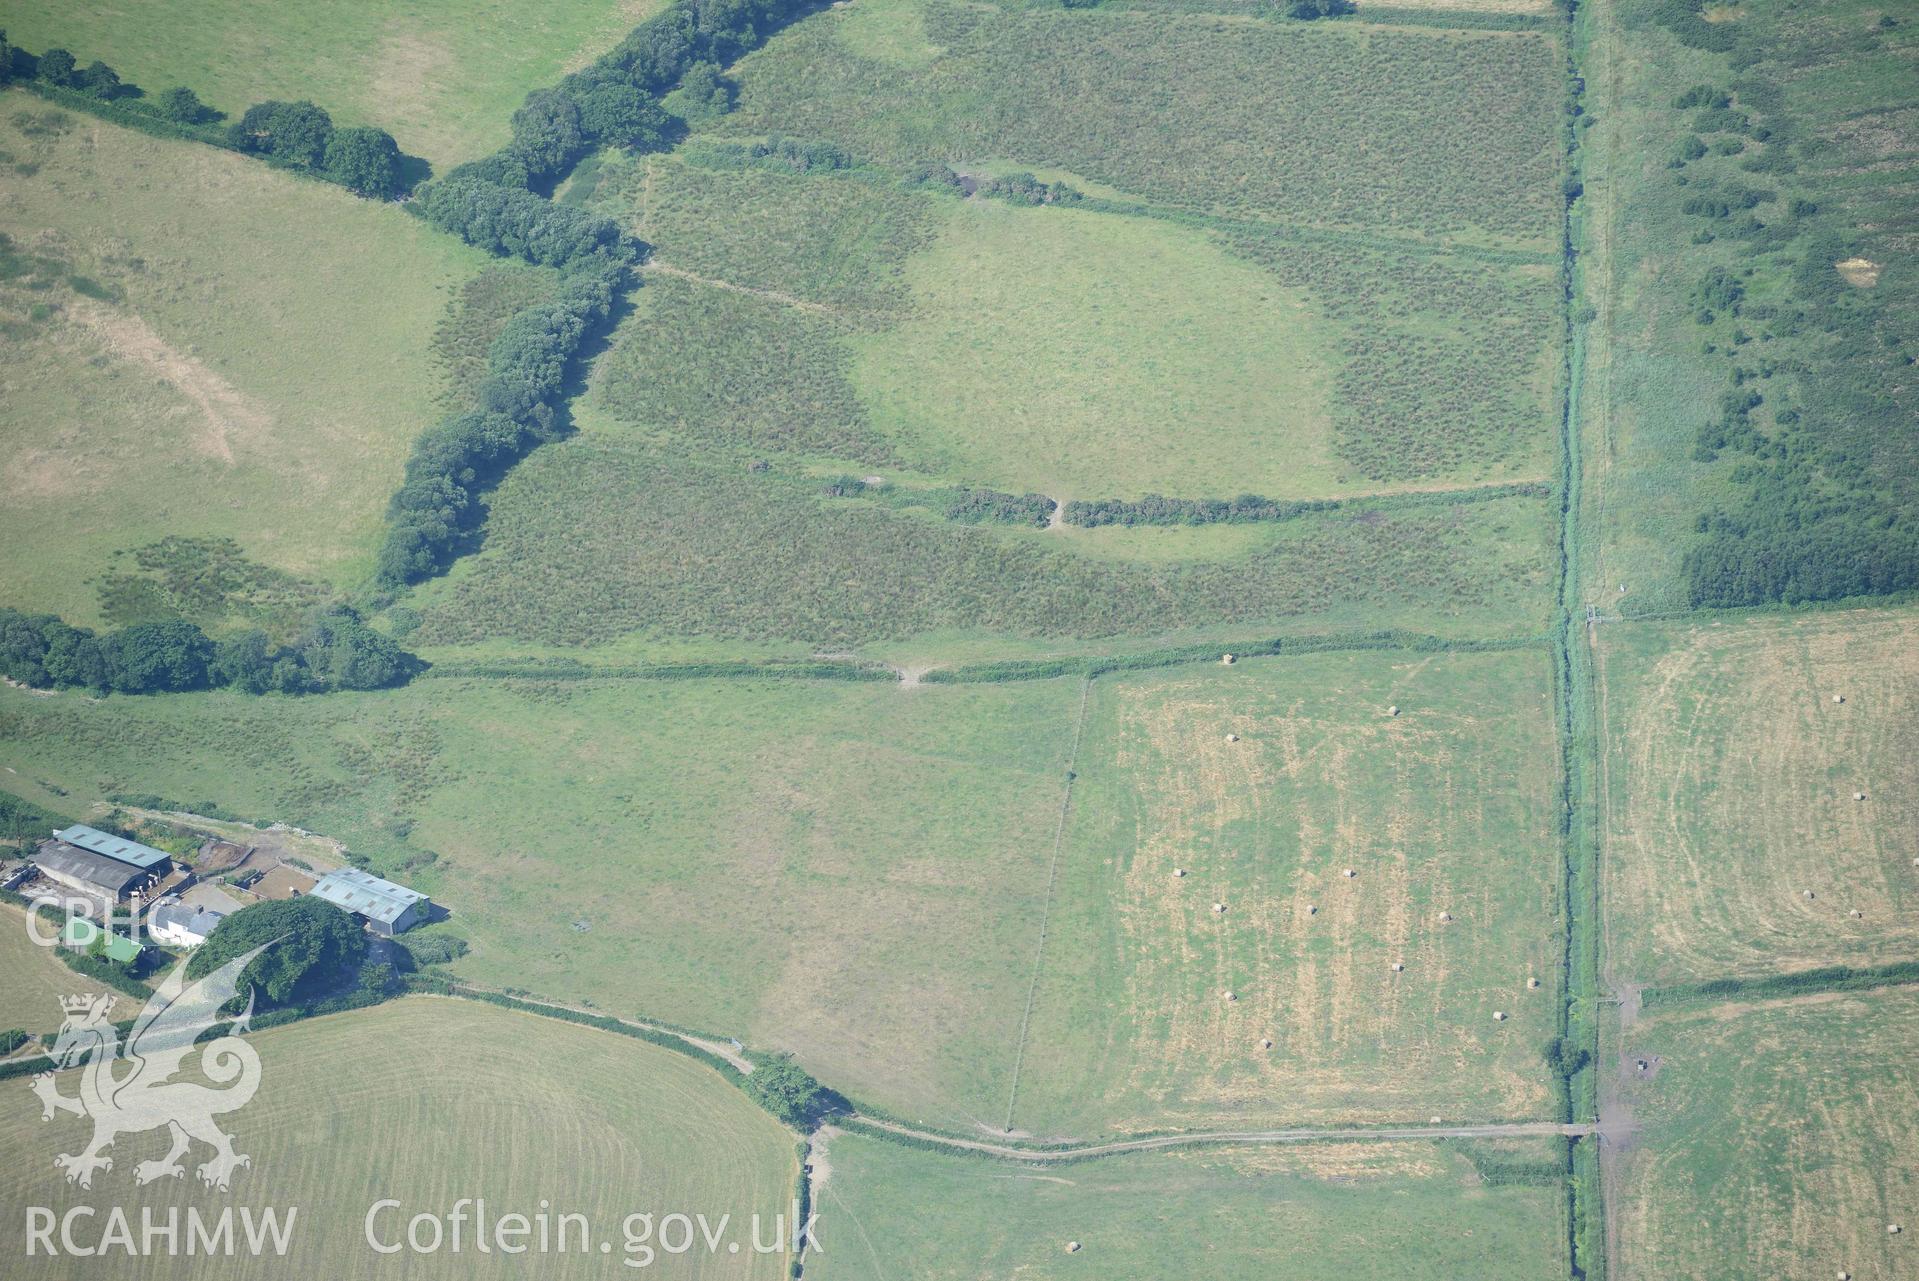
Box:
xmin=323 ymin=125 xmax=402 ymax=198
xmin=228 ymin=99 xmax=334 ymax=167
xmin=188 ymin=897 xmax=368 ymax=1008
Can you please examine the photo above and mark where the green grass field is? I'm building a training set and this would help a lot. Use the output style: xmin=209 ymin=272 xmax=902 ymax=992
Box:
xmin=0 ymin=903 xmax=130 ymax=1036
xmin=0 ymin=649 xmax=1564 ymax=1135
xmin=1598 ymin=609 xmax=1919 ymax=988
xmin=1610 ymin=987 xmax=1919 ymax=1281
xmin=848 ymin=199 xmax=1344 ymax=500
xmin=0 ymin=0 xmax=661 ymax=168
xmin=592 ymin=147 xmax=1558 ymax=500
xmin=0 ymin=676 xmax=1082 ymax=1129
xmin=719 ymin=0 xmax=1565 ymax=250
xmin=0 ymin=998 xmax=799 ymax=1278
xmin=0 ymin=98 xmax=488 ymax=624
xmin=808 ymin=1129 xmax=1568 ymax=1280
xmin=1014 ymin=649 xmax=1563 ymax=1134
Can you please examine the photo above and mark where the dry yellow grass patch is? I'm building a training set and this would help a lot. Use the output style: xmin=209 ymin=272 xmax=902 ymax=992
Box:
xmin=1836 ymin=257 xmax=1882 ymax=287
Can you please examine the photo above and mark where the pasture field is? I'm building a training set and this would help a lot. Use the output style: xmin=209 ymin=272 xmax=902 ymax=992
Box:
xmin=1013 ymin=649 xmax=1563 ymax=1134
xmin=408 ymin=431 xmax=1556 ymax=652
xmin=0 ymin=675 xmax=1084 ymax=1129
xmin=0 ymin=0 xmax=662 ymax=168
xmin=595 ymin=150 xmax=1559 ymax=498
xmin=1610 ymin=987 xmax=1919 ymax=1281
xmin=719 ymin=0 xmax=1566 ymax=249
xmin=0 ymin=903 xmax=129 ymax=1036
xmin=1598 ymin=609 xmax=1919 ymax=987
xmin=808 ymin=1130 xmax=1568 ymax=1280
xmin=847 ymin=199 xmax=1344 ymax=500
xmin=0 ymin=99 xmax=487 ymax=625
xmin=0 ymin=998 xmax=799 ymax=1278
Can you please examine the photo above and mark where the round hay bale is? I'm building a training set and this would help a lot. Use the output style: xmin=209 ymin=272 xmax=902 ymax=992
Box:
xmin=1850 ymin=908 xmax=1863 ymax=919
xmin=1854 ymin=791 xmax=1867 ymax=801
xmin=1260 ymin=1037 xmax=1274 ymax=1049
xmin=1833 ymin=694 xmax=1845 ymax=704
xmin=1889 ymin=1224 xmax=1902 ymax=1235
xmin=1492 ymin=1011 xmax=1508 ymax=1022
xmin=1343 ymin=868 xmax=1357 ymax=879
xmin=1174 ymin=868 xmax=1186 ymax=878
xmin=1528 ymin=977 xmax=1541 ymax=990
xmin=1223 ymin=990 xmax=1236 ymax=1002
xmin=1212 ymin=902 xmax=1227 ymax=914
xmin=1388 ymin=705 xmax=1401 ymax=717
xmin=1439 ymin=911 xmax=1454 ymax=922
xmin=1839 ymin=1270 xmax=1851 ymax=1280
xmin=1222 ymin=653 xmax=1236 ymax=665
xmin=1804 ymin=890 xmax=1817 ymax=900
xmin=1391 ymin=962 xmax=1405 ymax=972
xmin=1065 ymin=1240 xmax=1081 ymax=1253
xmin=1430 ymin=1116 xmax=1442 ymax=1124
xmin=1225 ymin=733 xmax=1240 ymax=743
xmin=1306 ymin=904 xmax=1318 ymax=915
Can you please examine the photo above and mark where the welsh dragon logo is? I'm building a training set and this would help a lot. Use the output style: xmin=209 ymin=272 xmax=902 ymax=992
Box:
xmin=30 ymin=945 xmax=269 ymax=1192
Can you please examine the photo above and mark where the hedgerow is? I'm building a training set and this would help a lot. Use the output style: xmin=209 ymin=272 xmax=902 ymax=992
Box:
xmin=378 ymin=255 xmax=627 ymax=585
xmin=1640 ymin=961 xmax=1919 ymax=1010
xmin=1 ymin=40 xmax=413 ymax=198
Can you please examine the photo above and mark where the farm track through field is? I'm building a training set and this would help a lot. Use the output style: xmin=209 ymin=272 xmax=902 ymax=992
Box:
xmin=639 ymin=259 xmax=842 ymax=316
xmin=1000 ymin=676 xmax=1094 ymax=1132
xmin=842 ymin=1116 xmax=1599 ymax=1161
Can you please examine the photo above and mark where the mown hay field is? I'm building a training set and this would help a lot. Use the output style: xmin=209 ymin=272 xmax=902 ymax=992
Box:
xmin=0 ymin=903 xmax=132 ymax=1036
xmin=807 ymin=1129 xmax=1568 ymax=1280
xmin=0 ymin=676 xmax=1084 ymax=1130
xmin=0 ymin=998 xmax=799 ymax=1279
xmin=0 ymin=100 xmax=488 ymax=624
xmin=718 ymin=0 xmax=1566 ymax=250
xmin=1598 ymin=609 xmax=1919 ymax=987
xmin=1014 ymin=649 xmax=1563 ymax=1133
xmin=0 ymin=0 xmax=663 ymax=168
xmin=1611 ymin=987 xmax=1919 ymax=1281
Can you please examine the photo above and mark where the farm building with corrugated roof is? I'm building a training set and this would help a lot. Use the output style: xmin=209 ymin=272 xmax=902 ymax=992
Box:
xmin=310 ymin=868 xmax=430 ymax=936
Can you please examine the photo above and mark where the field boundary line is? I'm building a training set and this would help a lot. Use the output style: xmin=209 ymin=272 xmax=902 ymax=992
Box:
xmin=842 ymin=1115 xmax=1596 ymax=1164
xmin=1000 ymin=675 xmax=1094 ymax=1132
xmin=1636 ymin=960 xmax=1919 ymax=1013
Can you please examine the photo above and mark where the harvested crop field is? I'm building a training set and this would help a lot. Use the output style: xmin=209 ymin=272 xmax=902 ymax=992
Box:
xmin=1599 ymin=609 xmax=1919 ymax=986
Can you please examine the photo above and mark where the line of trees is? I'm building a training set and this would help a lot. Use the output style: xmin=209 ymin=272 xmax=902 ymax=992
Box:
xmin=385 ymin=0 xmax=828 ymax=587
xmin=0 ymin=33 xmax=410 ymax=199
xmin=377 ymin=255 xmax=628 ymax=585
xmin=0 ymin=606 xmax=418 ymax=695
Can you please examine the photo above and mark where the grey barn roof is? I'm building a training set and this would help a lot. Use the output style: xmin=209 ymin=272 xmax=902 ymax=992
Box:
xmin=54 ymin=824 xmax=170 ymax=871
xmin=311 ymin=868 xmax=427 ymax=927
xmin=32 ymin=842 xmax=148 ymax=894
